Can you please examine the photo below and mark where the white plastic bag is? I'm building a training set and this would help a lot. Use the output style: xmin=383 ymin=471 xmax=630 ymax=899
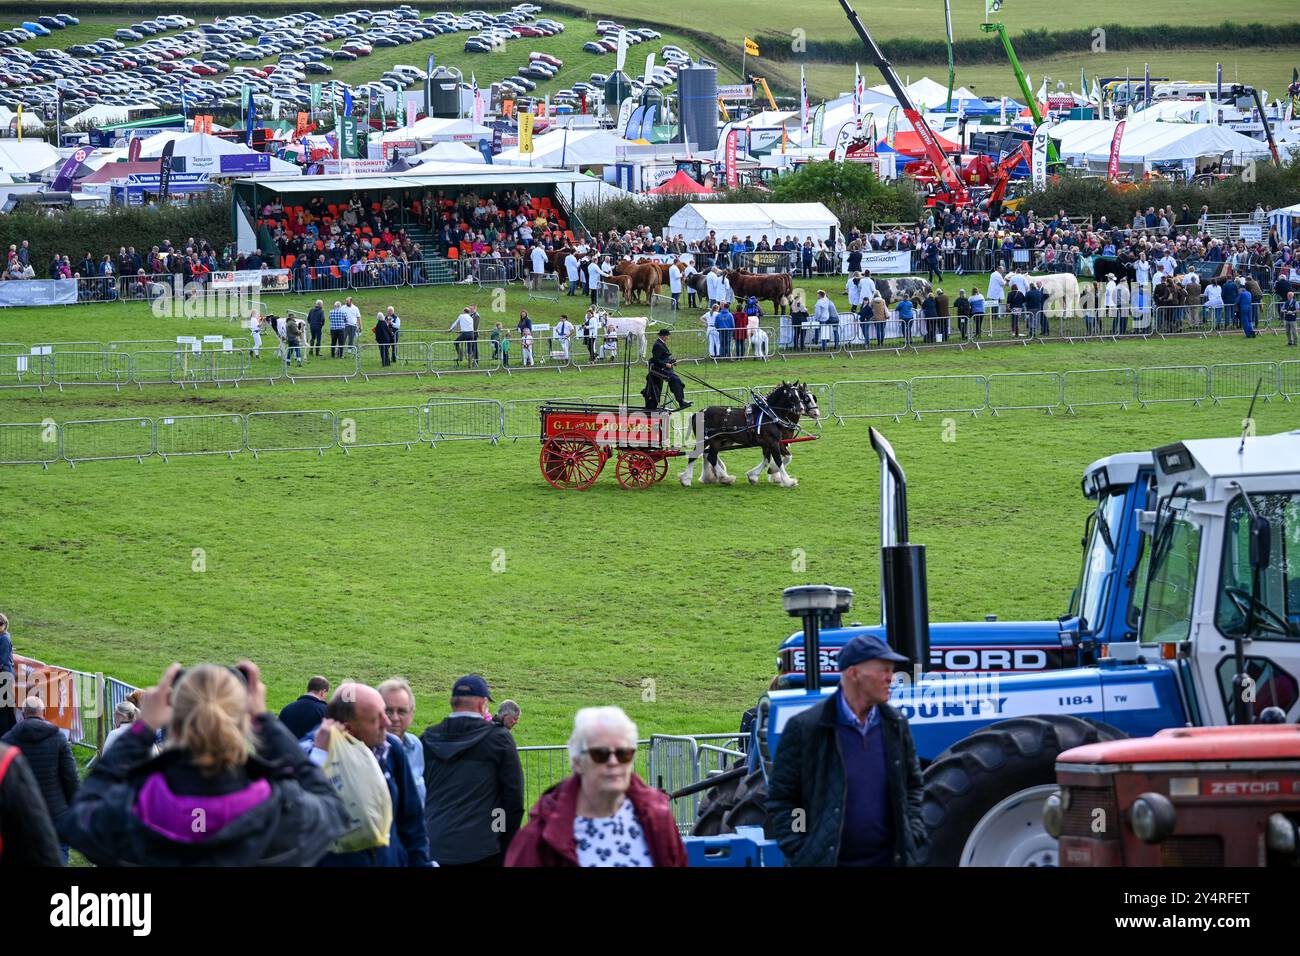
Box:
xmin=322 ymin=725 xmax=392 ymax=853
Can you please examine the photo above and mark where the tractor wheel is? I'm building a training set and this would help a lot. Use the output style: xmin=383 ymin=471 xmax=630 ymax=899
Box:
xmin=918 ymin=715 xmax=1127 ymax=867
xmin=721 ymin=768 xmax=769 ymax=831
xmin=692 ymin=770 xmax=745 ymax=837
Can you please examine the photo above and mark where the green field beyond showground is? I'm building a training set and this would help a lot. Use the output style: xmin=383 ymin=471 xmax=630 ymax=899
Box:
xmin=1 ymin=277 xmax=1297 ymax=745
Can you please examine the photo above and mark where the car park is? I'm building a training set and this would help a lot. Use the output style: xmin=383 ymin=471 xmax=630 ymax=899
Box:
xmin=582 ymin=41 xmax=607 ymax=55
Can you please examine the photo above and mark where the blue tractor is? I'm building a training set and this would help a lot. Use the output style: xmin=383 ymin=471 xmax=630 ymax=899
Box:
xmin=772 ymin=449 xmax=1156 ymax=687
xmin=692 ymin=427 xmax=1300 ymax=866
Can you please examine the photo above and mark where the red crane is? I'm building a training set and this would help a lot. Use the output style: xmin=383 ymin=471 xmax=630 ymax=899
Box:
xmin=838 ymin=0 xmax=971 ymax=208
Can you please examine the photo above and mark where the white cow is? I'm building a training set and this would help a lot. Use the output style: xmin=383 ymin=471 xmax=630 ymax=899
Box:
xmin=603 ymin=315 xmax=649 ymax=359
xmin=1029 ymin=272 xmax=1080 ymax=317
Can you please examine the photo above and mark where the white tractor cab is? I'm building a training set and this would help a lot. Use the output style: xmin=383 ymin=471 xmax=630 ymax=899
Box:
xmin=743 ymin=428 xmax=1300 ymax=867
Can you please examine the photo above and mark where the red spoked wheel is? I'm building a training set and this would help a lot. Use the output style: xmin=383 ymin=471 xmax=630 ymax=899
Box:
xmin=651 ymin=453 xmax=669 ymax=483
xmin=615 ymin=450 xmax=659 ymax=490
xmin=541 ymin=431 xmax=606 ymax=490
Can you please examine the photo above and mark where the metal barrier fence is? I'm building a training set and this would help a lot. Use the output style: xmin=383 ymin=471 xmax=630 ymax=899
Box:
xmin=156 ymin=414 xmax=246 ymax=460
xmin=7 ymin=363 xmax=1299 ymax=468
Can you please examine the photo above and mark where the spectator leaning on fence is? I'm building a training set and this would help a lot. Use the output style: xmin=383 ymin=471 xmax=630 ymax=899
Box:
xmin=59 ymin=662 xmax=350 ymax=867
xmin=2 ymin=696 xmax=78 ymax=864
xmin=309 ymin=681 xmax=431 ymax=868
xmin=421 ymin=674 xmax=524 ymax=867
xmin=505 ymin=706 xmax=686 ymax=868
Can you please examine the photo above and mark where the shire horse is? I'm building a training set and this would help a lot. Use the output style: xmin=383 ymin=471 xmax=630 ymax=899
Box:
xmin=679 ymin=381 xmax=820 ymax=488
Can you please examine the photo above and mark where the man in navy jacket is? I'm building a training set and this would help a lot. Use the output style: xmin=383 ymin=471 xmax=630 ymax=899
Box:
xmin=278 ymin=676 xmax=329 ymax=740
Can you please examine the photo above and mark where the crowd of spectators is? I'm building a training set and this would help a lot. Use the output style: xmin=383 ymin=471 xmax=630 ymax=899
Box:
xmin=0 ymin=607 xmax=688 ymax=867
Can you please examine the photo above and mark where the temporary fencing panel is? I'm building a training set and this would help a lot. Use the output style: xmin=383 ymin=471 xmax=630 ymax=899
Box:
xmin=597 ymin=281 xmax=624 ymax=313
xmin=1061 ymin=368 xmax=1137 ymax=411
xmin=527 ymin=273 xmax=564 ymax=303
xmin=347 ymin=262 xmax=408 ymax=290
xmin=336 ymin=405 xmax=424 ymax=451
xmin=156 ymin=414 xmax=246 ymax=460
xmin=1209 ymin=362 xmax=1279 ymax=403
xmin=172 ymin=349 xmax=248 ymax=386
xmin=49 ymin=351 xmax=129 ymax=390
xmin=0 ymin=422 xmax=60 ymax=467
xmin=649 ymin=293 xmax=678 ymax=324
xmin=245 ymin=410 xmax=336 ymax=457
xmin=356 ymin=341 xmax=432 ymax=380
xmin=421 ymin=399 xmax=503 ymax=443
xmin=0 ymin=351 xmax=49 ymax=388
xmin=405 ymin=258 xmax=459 ymax=287
xmin=285 ymin=347 xmax=360 ymax=382
xmin=830 ymin=380 xmax=911 ymax=423
xmin=128 ymin=350 xmax=181 ymax=386
xmin=61 ymin=418 xmax=154 ymax=465
xmin=987 ymin=372 xmax=1062 ymax=414
xmin=910 ymin=374 xmax=988 ymax=417
xmin=75 ymin=276 xmax=119 ymax=303
xmin=430 ymin=336 xmax=498 ymax=374
xmin=1281 ymin=361 xmax=1300 ymax=399
xmin=1137 ymin=366 xmax=1211 ymax=407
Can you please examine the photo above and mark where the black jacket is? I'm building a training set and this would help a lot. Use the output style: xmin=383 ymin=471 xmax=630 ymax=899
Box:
xmin=0 ymin=743 xmax=62 ymax=866
xmin=57 ymin=716 xmax=350 ymax=867
xmin=1 ymin=718 xmax=78 ymax=819
xmin=765 ymin=688 xmax=926 ymax=867
xmin=650 ymin=336 xmax=675 ymax=373
xmin=421 ymin=715 xmax=524 ymax=864
xmin=278 ymin=695 xmax=326 ymax=740
xmin=307 ymin=305 xmax=326 ymax=328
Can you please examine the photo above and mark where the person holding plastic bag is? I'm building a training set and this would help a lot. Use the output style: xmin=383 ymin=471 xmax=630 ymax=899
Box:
xmin=308 ymin=682 xmax=432 ymax=868
xmin=58 ymin=662 xmax=350 ymax=867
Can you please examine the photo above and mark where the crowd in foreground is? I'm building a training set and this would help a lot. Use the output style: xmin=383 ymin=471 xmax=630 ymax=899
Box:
xmin=1 ymin=602 xmax=928 ymax=868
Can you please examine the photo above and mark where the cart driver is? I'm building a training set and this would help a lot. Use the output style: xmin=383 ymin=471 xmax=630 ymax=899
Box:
xmin=642 ymin=327 xmax=691 ymax=411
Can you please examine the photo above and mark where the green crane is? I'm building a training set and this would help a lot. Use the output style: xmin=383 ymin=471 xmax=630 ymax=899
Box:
xmin=980 ymin=20 xmax=1060 ymax=164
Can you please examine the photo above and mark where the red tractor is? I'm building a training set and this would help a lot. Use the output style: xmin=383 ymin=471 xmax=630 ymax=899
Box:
xmin=1046 ymin=724 xmax=1300 ymax=866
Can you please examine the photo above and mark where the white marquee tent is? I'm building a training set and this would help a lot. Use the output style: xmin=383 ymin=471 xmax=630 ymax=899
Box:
xmin=373 ymin=117 xmax=491 ymax=146
xmin=1051 ymin=120 xmax=1272 ymax=176
xmin=664 ymin=202 xmax=841 ymax=243
xmin=495 ymin=128 xmax=626 ymax=167
xmin=0 ymin=140 xmax=60 ymax=177
xmin=130 ymin=131 xmax=300 ymax=176
xmin=408 ymin=140 xmax=486 ymax=164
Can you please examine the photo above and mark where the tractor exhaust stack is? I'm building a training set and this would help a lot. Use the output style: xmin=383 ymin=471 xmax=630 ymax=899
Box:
xmin=870 ymin=428 xmax=932 ymax=672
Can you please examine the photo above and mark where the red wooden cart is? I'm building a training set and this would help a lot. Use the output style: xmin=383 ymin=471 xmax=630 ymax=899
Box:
xmin=538 ymin=402 xmax=683 ymax=490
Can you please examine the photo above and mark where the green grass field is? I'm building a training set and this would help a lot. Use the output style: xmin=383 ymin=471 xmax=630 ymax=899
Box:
xmin=2 ymin=278 xmax=1297 ymax=748
xmin=592 ymin=0 xmax=1292 ymax=41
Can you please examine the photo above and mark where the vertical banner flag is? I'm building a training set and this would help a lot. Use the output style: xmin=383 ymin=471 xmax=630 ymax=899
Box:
xmin=853 ymin=63 xmax=863 ymax=129
xmin=245 ymin=86 xmax=256 ymax=146
xmin=472 ymin=73 xmax=484 ymax=126
xmin=296 ymin=112 xmax=309 ymax=139
xmin=861 ymin=112 xmax=874 ymax=147
xmin=885 ymin=106 xmax=898 ymax=147
xmin=427 ymin=53 xmax=436 ymax=79
xmin=15 ymin=102 xmax=21 ymax=142
xmin=311 ymin=83 xmax=321 ymax=117
xmin=812 ymin=103 xmax=825 ymax=145
xmin=158 ymin=139 xmax=176 ymax=202
xmin=341 ymin=88 xmax=358 ymax=159
xmin=478 ymin=137 xmax=494 ymax=164
xmin=380 ymin=101 xmax=387 ymax=130
xmin=1031 ymin=121 xmax=1050 ymax=189
xmin=999 ymin=96 xmax=1006 ymax=124
xmin=616 ymin=97 xmax=634 ymax=135
xmin=1215 ymin=62 xmax=1222 ymax=101
xmin=833 ymin=124 xmax=853 ymax=162
xmin=1107 ymin=120 xmax=1125 ymax=181
xmin=178 ymin=77 xmax=188 ymax=117
xmin=616 ymin=29 xmax=628 ymax=72
xmin=1144 ymin=62 xmax=1151 ymax=109
xmin=724 ymin=127 xmax=738 ymax=188
xmin=644 ymin=52 xmax=656 ymax=90
xmin=51 ymin=147 xmax=87 ymax=192
xmin=743 ymin=37 xmax=759 ymax=56
xmin=799 ymin=65 xmax=809 ymax=131
xmin=128 ymin=136 xmax=142 ymax=162
xmin=518 ymin=110 xmax=535 ymax=154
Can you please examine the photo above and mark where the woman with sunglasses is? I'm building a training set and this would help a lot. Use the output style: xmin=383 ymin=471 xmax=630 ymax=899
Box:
xmin=505 ymin=707 xmax=686 ymax=867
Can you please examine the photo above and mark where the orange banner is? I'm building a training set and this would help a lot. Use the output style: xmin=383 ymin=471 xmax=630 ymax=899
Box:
xmin=13 ymin=655 xmax=80 ymax=734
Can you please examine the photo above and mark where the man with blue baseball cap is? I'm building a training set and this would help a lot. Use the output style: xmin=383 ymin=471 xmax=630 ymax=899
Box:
xmin=420 ymin=674 xmax=524 ymax=866
xmin=766 ymin=634 xmax=927 ymax=867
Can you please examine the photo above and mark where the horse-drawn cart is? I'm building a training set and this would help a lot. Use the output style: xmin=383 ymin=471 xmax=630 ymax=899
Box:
xmin=538 ymin=402 xmax=683 ymax=490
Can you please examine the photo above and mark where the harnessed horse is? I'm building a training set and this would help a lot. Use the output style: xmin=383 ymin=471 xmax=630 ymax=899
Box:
xmin=679 ymin=381 xmax=820 ymax=488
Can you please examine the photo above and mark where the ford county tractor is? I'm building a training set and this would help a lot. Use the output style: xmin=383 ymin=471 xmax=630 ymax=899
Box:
xmin=772 ymin=451 xmax=1156 ymax=687
xmin=703 ymin=427 xmax=1300 ymax=866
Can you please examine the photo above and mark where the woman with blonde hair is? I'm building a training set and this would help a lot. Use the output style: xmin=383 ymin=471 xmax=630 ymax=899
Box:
xmin=59 ymin=662 xmax=349 ymax=866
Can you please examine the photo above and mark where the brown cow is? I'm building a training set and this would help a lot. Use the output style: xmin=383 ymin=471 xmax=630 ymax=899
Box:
xmin=615 ymin=259 xmax=661 ymax=303
xmin=726 ymin=269 xmax=792 ymax=315
xmin=602 ymin=273 xmax=633 ymax=303
xmin=547 ymin=246 xmax=575 ymax=275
